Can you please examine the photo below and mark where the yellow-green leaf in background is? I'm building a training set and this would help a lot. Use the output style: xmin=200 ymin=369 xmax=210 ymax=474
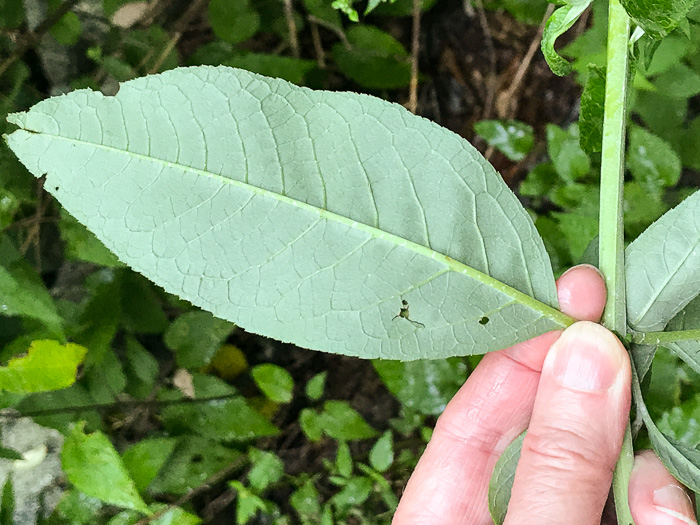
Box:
xmin=0 ymin=340 xmax=87 ymax=393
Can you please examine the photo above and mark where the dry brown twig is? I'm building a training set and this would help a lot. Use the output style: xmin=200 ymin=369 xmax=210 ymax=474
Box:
xmin=147 ymin=0 xmax=208 ymax=75
xmin=284 ymin=0 xmax=300 ymax=58
xmin=495 ymin=4 xmax=555 ymax=119
xmin=408 ymin=0 xmax=422 ymax=114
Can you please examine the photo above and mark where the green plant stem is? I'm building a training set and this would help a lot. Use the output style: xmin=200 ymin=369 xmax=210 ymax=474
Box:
xmin=598 ymin=0 xmax=633 ymax=523
xmin=631 ymin=329 xmax=700 ymax=345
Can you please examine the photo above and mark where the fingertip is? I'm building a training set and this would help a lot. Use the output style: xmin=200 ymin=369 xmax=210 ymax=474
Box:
xmin=556 ymin=264 xmax=607 ymax=321
xmin=630 ymin=451 xmax=697 ymax=525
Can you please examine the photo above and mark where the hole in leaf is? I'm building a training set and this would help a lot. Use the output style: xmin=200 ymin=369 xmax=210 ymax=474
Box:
xmin=479 ymin=316 xmax=489 ymax=325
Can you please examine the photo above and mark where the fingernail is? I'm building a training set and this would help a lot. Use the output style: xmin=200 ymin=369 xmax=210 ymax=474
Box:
xmin=653 ymin=484 xmax=696 ymax=523
xmin=559 ymin=264 xmax=603 ymax=279
xmin=551 ymin=323 xmax=623 ymax=392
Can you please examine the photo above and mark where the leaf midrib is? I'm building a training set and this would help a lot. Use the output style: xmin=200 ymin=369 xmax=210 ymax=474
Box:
xmin=16 ymin=126 xmax=573 ymax=326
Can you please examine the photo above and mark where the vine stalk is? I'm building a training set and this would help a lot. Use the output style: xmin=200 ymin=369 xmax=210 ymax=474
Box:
xmin=598 ymin=0 xmax=633 ymax=523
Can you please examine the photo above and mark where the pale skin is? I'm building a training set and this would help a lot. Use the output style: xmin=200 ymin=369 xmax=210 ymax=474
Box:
xmin=393 ymin=265 xmax=698 ymax=525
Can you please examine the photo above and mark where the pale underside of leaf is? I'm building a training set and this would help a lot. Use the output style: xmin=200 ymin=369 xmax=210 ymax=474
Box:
xmin=5 ymin=66 xmax=567 ymax=360
xmin=489 ymin=430 xmax=525 ymax=525
xmin=626 ymin=190 xmax=700 ymax=333
xmin=631 ymin=362 xmax=700 ymax=492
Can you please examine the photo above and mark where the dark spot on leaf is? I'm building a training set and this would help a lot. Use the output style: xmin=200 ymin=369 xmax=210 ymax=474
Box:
xmin=54 ymin=186 xmax=59 ymax=191
xmin=479 ymin=316 xmax=489 ymax=325
xmin=191 ymin=454 xmax=203 ymax=463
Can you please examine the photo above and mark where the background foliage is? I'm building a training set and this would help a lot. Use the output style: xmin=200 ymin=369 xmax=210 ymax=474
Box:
xmin=0 ymin=0 xmax=699 ymax=523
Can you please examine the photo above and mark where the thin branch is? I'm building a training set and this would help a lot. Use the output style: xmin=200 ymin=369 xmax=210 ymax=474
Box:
xmin=0 ymin=0 xmax=82 ymax=80
xmin=408 ymin=0 xmax=421 ymax=114
xmin=0 ymin=393 xmax=241 ymax=419
xmin=147 ymin=0 xmax=208 ymax=75
xmin=473 ymin=0 xmax=496 ymax=121
xmin=284 ymin=0 xmax=300 ymax=58
xmin=308 ymin=15 xmax=349 ymax=48
xmin=495 ymin=4 xmax=554 ymax=119
xmin=309 ymin=19 xmax=326 ymax=68
xmin=132 ymin=457 xmax=246 ymax=525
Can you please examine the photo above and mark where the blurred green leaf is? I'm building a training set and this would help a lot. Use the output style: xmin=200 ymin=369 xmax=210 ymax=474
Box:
xmin=331 ymin=476 xmax=373 ymax=512
xmin=84 ymin=343 xmax=126 ymax=403
xmin=369 ymin=0 xmax=438 ymax=16
xmin=122 ymin=438 xmax=178 ymax=494
xmin=473 ymin=120 xmax=534 ymax=162
xmin=485 ymin=0 xmax=549 ymax=24
xmin=51 ymin=489 xmax=103 ymax=524
xmin=164 ymin=311 xmax=234 ymax=369
xmin=0 ymin=446 xmax=21 ymax=460
xmin=108 ymin=505 xmax=202 ymax=525
xmin=16 ymin=383 xmax=101 ymax=432
xmin=645 ymin=347 xmax=686 ymax=419
xmin=59 ymin=210 xmax=123 ymax=267
xmin=553 ymin=212 xmax=598 ymax=263
xmin=652 ymin=63 xmax=700 ymax=98
xmin=623 ymin=181 xmax=668 ymax=239
xmin=62 ymin=423 xmax=150 ymax=514
xmin=304 ymin=0 xmax=342 ymax=29
xmin=541 ymin=0 xmax=593 ymax=76
xmin=579 ymin=64 xmax=605 ymax=153
xmin=658 ymin=396 xmax=700 ymax=449
xmin=519 ymin=163 xmax=559 ymax=200
xmin=621 ymin=0 xmax=700 ymax=39
xmin=642 ymin=34 xmax=694 ymax=76
xmin=149 ymin=436 xmax=241 ymax=495
xmin=332 ymin=0 xmax=359 ymax=21
xmin=123 ymin=337 xmax=159 ymax=399
xmin=291 ymin=478 xmax=321 ymax=518
xmin=208 ymin=0 xmax=260 ymax=44
xmin=119 ymin=271 xmax=168 ymax=334
xmin=228 ymin=54 xmax=316 ymax=86
xmin=0 ymin=187 xmax=19 ymax=230
xmin=162 ymin=375 xmax=278 ymax=441
xmin=0 ymin=0 xmax=24 ymax=28
xmin=306 ymin=371 xmax=327 ymax=401
xmin=0 ymin=340 xmax=86 ymax=393
xmin=229 ymin=480 xmax=270 ymax=523
xmin=369 ymin=431 xmax=394 ymax=472
xmin=0 ymin=478 xmax=13 ymax=525
xmin=0 ymin=236 xmax=63 ymax=334
xmin=627 ymin=126 xmax=681 ymax=193
xmin=373 ymin=358 xmax=467 ymax=416
xmin=679 ymin=116 xmax=700 ymax=171
xmin=332 ymin=25 xmax=411 ymax=88
xmin=318 ymin=401 xmax=377 ymax=440
xmin=251 ymin=363 xmax=294 ymax=403
xmin=336 ymin=441 xmax=353 ymax=477
xmin=248 ymin=448 xmax=285 ymax=491
xmin=546 ymin=124 xmax=591 ymax=181
xmin=299 ymin=408 xmax=324 ymax=441
xmin=49 ymin=0 xmax=82 ymax=45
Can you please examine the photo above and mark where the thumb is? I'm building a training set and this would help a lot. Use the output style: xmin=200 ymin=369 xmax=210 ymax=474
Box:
xmin=504 ymin=322 xmax=631 ymax=525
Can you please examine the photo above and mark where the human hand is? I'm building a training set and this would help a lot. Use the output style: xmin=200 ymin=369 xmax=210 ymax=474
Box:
xmin=393 ymin=265 xmax=697 ymax=525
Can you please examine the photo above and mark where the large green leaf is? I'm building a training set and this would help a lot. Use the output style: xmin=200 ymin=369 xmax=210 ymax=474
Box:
xmin=626 ymin=190 xmax=700 ymax=332
xmin=5 ymin=66 xmax=569 ymax=361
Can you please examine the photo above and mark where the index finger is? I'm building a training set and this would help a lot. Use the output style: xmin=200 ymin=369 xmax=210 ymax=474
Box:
xmin=392 ymin=265 xmax=606 ymax=524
